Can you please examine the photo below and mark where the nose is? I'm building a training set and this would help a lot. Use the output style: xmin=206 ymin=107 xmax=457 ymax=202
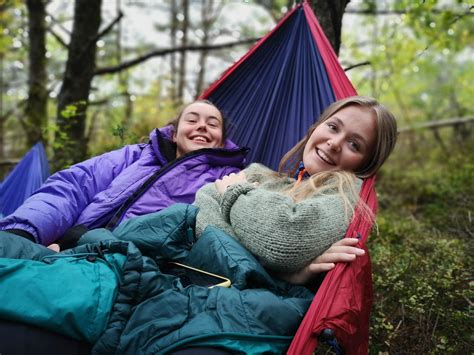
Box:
xmin=196 ymin=119 xmax=207 ymax=131
xmin=327 ymin=137 xmax=342 ymax=152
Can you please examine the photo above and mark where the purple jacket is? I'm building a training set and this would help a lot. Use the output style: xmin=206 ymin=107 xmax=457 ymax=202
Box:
xmin=0 ymin=126 xmax=248 ymax=245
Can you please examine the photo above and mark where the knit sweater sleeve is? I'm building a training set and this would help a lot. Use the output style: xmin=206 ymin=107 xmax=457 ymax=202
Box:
xmin=220 ymin=185 xmax=351 ymax=273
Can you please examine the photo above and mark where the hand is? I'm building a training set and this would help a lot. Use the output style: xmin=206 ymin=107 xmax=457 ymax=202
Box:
xmin=278 ymin=238 xmax=365 ymax=285
xmin=215 ymin=172 xmax=247 ymax=194
xmin=47 ymin=243 xmax=60 ymax=252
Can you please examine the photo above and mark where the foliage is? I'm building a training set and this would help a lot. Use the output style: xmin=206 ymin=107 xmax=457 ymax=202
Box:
xmin=344 ymin=0 xmax=473 ymax=128
xmin=368 ymin=129 xmax=473 ymax=354
xmin=87 ymin=81 xmax=178 ymax=156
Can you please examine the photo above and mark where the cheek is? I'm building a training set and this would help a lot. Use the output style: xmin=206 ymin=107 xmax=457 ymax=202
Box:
xmin=213 ymin=130 xmax=224 ymax=146
xmin=343 ymin=152 xmax=365 ymax=170
xmin=174 ymin=124 xmax=190 ymax=140
xmin=302 ymin=145 xmax=311 ymax=163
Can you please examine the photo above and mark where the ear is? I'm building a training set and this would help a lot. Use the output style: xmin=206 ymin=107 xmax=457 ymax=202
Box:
xmin=172 ymin=130 xmax=177 ymax=143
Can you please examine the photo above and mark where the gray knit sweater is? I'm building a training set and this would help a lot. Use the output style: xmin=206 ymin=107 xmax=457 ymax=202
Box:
xmin=194 ymin=163 xmax=362 ymax=272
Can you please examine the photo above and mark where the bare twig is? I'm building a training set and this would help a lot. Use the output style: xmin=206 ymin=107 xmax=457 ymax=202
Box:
xmin=344 ymin=61 xmax=371 ymax=71
xmin=94 ymin=11 xmax=124 ymax=43
xmin=46 ymin=12 xmax=72 ymax=36
xmin=346 ymin=6 xmax=473 ymax=16
xmin=47 ymin=26 xmax=68 ymax=48
xmin=0 ymin=159 xmax=20 ymax=166
xmin=398 ymin=116 xmax=474 ymax=133
xmin=94 ymin=37 xmax=260 ymax=76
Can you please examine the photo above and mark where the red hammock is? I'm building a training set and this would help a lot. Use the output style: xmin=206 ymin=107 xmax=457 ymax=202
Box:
xmin=288 ymin=3 xmax=374 ymax=355
xmin=202 ymin=2 xmax=375 ymax=353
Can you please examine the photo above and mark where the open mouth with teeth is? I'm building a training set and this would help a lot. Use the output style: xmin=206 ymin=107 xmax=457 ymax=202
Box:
xmin=191 ymin=136 xmax=210 ymax=143
xmin=316 ymin=148 xmax=336 ymax=165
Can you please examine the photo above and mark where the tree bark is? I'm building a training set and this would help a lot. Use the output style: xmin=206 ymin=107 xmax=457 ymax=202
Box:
xmin=195 ymin=0 xmax=212 ymax=97
xmin=170 ymin=0 xmax=178 ymax=105
xmin=115 ymin=0 xmax=133 ymax=134
xmin=309 ymin=0 xmax=350 ymax=56
xmin=54 ymin=0 xmax=102 ymax=170
xmin=25 ymin=0 xmax=48 ymax=147
xmin=177 ymin=0 xmax=189 ymax=105
xmin=0 ymin=53 xmax=4 ymax=161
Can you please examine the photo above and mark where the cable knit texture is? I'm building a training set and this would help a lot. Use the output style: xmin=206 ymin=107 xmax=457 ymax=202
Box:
xmin=195 ymin=163 xmax=362 ymax=272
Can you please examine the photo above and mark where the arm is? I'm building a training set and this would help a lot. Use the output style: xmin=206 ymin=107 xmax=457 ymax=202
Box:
xmin=276 ymin=238 xmax=366 ymax=284
xmin=0 ymin=144 xmax=144 ymax=245
xmin=219 ymin=182 xmax=350 ymax=273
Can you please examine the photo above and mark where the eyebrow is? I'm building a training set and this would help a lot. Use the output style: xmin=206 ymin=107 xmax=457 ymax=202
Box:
xmin=332 ymin=117 xmax=369 ymax=149
xmin=185 ymin=111 xmax=221 ymax=121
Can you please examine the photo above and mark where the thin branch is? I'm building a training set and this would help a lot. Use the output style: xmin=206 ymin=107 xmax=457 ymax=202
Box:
xmin=0 ymin=100 xmax=27 ymax=122
xmin=89 ymin=91 xmax=130 ymax=106
xmin=344 ymin=61 xmax=371 ymax=71
xmin=346 ymin=7 xmax=473 ymax=16
xmin=398 ymin=116 xmax=474 ymax=133
xmin=0 ymin=107 xmax=16 ymax=122
xmin=0 ymin=158 xmax=20 ymax=166
xmin=77 ymin=11 xmax=124 ymax=65
xmin=94 ymin=37 xmax=260 ymax=76
xmin=46 ymin=12 xmax=72 ymax=36
xmin=94 ymin=11 xmax=124 ymax=43
xmin=47 ymin=26 xmax=68 ymax=48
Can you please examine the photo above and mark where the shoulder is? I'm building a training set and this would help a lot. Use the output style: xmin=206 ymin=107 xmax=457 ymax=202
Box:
xmin=244 ymin=163 xmax=278 ymax=182
xmin=244 ymin=163 xmax=273 ymax=174
xmin=243 ymin=163 xmax=294 ymax=190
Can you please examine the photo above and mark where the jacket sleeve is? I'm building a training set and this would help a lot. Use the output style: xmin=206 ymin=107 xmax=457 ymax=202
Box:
xmin=0 ymin=144 xmax=144 ymax=245
xmin=220 ymin=184 xmax=350 ymax=273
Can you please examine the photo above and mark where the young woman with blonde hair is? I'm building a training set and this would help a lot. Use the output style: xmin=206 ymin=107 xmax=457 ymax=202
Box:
xmin=195 ymin=96 xmax=397 ymax=282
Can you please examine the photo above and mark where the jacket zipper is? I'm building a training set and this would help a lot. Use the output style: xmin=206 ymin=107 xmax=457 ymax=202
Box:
xmin=104 ymin=147 xmax=249 ymax=230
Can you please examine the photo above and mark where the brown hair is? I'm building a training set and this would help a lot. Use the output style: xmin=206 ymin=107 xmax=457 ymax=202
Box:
xmin=168 ymin=99 xmax=228 ymax=141
xmin=279 ymin=96 xmax=397 ymax=178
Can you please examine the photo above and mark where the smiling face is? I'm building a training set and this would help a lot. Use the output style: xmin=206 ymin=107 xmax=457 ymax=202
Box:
xmin=173 ymin=102 xmax=224 ymax=158
xmin=302 ymin=105 xmax=377 ymax=175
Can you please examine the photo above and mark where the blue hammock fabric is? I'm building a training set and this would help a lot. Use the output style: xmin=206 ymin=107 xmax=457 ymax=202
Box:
xmin=201 ymin=2 xmax=374 ymax=354
xmin=201 ymin=7 xmax=336 ymax=170
xmin=0 ymin=142 xmax=50 ymax=217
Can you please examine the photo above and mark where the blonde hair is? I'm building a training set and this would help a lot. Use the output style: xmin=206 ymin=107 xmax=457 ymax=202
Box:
xmin=285 ymin=170 xmax=374 ymax=224
xmin=279 ymin=96 xmax=397 ymax=178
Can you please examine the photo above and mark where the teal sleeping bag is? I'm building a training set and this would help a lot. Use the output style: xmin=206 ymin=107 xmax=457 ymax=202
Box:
xmin=0 ymin=204 xmax=314 ymax=354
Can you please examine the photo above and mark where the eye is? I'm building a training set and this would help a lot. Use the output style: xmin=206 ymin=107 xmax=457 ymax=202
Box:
xmin=348 ymin=140 xmax=360 ymax=152
xmin=207 ymin=119 xmax=220 ymax=128
xmin=326 ymin=122 xmax=337 ymax=131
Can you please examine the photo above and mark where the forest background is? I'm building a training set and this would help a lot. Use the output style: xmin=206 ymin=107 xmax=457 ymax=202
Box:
xmin=0 ymin=0 xmax=472 ymax=353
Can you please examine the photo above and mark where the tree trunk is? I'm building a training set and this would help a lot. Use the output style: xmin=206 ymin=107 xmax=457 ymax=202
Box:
xmin=0 ymin=53 xmax=4 ymax=160
xmin=169 ymin=0 xmax=178 ymax=106
xmin=54 ymin=0 xmax=102 ymax=170
xmin=310 ymin=0 xmax=350 ymax=56
xmin=25 ymin=0 xmax=48 ymax=147
xmin=177 ymin=0 xmax=189 ymax=105
xmin=116 ymin=0 xmax=133 ymax=133
xmin=195 ymin=0 xmax=213 ymax=97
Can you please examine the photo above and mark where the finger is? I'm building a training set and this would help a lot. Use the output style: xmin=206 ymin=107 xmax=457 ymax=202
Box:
xmin=47 ymin=244 xmax=60 ymax=252
xmin=326 ymin=246 xmax=365 ymax=255
xmin=308 ymin=263 xmax=335 ymax=273
xmin=315 ymin=252 xmax=358 ymax=264
xmin=333 ymin=238 xmax=360 ymax=246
